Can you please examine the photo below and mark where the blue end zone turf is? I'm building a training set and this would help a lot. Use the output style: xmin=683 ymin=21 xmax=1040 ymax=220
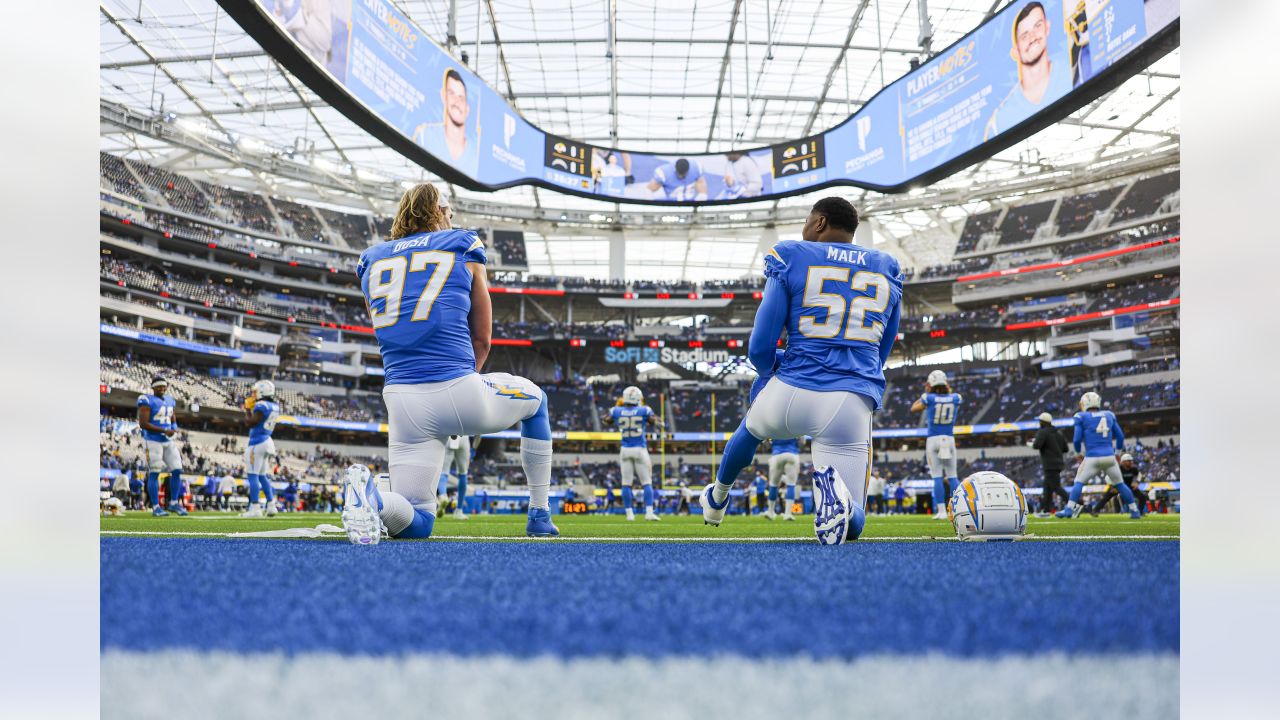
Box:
xmin=101 ymin=539 xmax=1178 ymax=658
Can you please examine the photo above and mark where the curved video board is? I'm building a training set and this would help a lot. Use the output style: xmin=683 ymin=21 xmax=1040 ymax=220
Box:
xmin=221 ymin=0 xmax=1178 ymax=205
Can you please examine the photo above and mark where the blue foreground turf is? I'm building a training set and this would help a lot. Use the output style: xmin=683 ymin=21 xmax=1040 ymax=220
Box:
xmin=101 ymin=539 xmax=1177 ymax=659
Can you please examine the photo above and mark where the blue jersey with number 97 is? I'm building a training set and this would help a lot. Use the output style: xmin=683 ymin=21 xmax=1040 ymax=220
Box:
xmin=763 ymin=240 xmax=903 ymax=407
xmin=611 ymin=405 xmax=655 ymax=449
xmin=921 ymin=392 xmax=963 ymax=437
xmin=357 ymin=230 xmax=487 ymax=386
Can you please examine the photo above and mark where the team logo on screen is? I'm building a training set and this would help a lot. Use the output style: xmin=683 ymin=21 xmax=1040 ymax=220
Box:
xmin=544 ymin=133 xmax=592 ymax=178
xmin=857 ymin=117 xmax=872 ymax=152
xmin=504 ymin=115 xmax=517 ymax=149
xmin=771 ymin=135 xmax=826 ymax=176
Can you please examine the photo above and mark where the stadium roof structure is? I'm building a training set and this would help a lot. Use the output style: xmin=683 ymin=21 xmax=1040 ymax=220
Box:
xmin=100 ymin=0 xmax=1180 ymax=281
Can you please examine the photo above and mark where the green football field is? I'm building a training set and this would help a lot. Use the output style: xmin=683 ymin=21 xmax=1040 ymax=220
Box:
xmin=100 ymin=511 xmax=1180 ymax=541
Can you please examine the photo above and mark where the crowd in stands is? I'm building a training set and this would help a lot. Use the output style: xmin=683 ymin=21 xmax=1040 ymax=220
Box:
xmin=998 ymin=200 xmax=1055 ymax=246
xmin=953 ymin=210 xmax=1002 ymax=255
xmin=1055 ymin=187 xmax=1122 ymax=235
xmin=491 ymin=230 xmax=528 ymax=268
xmin=1111 ymin=170 xmax=1179 ymax=223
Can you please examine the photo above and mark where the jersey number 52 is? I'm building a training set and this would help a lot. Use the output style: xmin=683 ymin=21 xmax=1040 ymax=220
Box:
xmin=798 ymin=268 xmax=890 ymax=342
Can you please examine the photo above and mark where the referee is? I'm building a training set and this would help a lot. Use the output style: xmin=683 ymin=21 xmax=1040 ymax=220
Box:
xmin=1032 ymin=412 xmax=1070 ymax=515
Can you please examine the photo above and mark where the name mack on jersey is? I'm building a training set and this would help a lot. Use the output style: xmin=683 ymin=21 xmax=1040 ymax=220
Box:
xmin=825 ymin=246 xmax=869 ymax=265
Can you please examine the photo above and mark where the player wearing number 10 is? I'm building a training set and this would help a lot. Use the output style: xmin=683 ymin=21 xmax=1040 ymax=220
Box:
xmin=344 ymin=183 xmax=558 ymax=543
xmin=910 ymin=369 xmax=963 ymax=520
xmin=702 ymin=196 xmax=903 ymax=545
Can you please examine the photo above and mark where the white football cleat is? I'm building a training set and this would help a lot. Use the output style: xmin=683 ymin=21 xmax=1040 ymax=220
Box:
xmin=644 ymin=510 xmax=660 ymax=521
xmin=931 ymin=509 xmax=949 ymax=520
xmin=762 ymin=507 xmax=777 ymax=520
xmin=238 ymin=505 xmax=262 ymax=518
xmin=625 ymin=508 xmax=635 ymax=521
xmin=812 ymin=466 xmax=861 ymax=545
xmin=452 ymin=509 xmax=469 ymax=520
xmin=783 ymin=509 xmax=796 ymax=521
xmin=264 ymin=502 xmax=278 ymax=517
xmin=699 ymin=483 xmax=729 ymax=527
xmin=341 ymin=465 xmax=383 ymax=546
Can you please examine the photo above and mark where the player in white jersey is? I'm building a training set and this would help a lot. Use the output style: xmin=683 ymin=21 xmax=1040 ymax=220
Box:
xmin=342 ymin=182 xmax=558 ymax=543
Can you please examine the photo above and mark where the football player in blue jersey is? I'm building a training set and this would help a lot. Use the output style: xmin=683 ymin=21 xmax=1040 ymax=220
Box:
xmin=1056 ymin=391 xmax=1140 ymax=519
xmin=136 ymin=376 xmax=187 ymax=517
xmin=342 ymin=182 xmax=558 ymax=543
xmin=240 ymin=380 xmax=280 ymax=518
xmin=909 ymin=369 xmax=964 ymax=519
xmin=602 ymin=386 xmax=665 ymax=521
xmin=701 ymin=196 xmax=903 ymax=545
xmin=646 ymin=158 xmax=708 ymax=202
xmin=764 ymin=437 xmax=801 ymax=521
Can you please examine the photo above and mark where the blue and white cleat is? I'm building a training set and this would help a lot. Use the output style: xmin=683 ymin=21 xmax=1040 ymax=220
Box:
xmin=1055 ymin=506 xmax=1078 ymax=519
xmin=151 ymin=506 xmax=168 ymax=517
xmin=699 ymin=483 xmax=729 ymax=527
xmin=1129 ymin=509 xmax=1143 ymax=520
xmin=168 ymin=504 xmax=188 ymax=517
xmin=341 ymin=465 xmax=384 ymax=545
xmin=526 ymin=508 xmax=560 ymax=537
xmin=812 ymin=466 xmax=856 ymax=546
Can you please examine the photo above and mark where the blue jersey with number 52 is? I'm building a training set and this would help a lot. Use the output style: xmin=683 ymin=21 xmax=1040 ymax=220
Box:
xmin=357 ymin=230 xmax=487 ymax=386
xmin=611 ymin=405 xmax=654 ymax=449
xmin=1074 ymin=409 xmax=1124 ymax=457
xmin=763 ymin=241 xmax=903 ymax=407
xmin=921 ymin=392 xmax=963 ymax=437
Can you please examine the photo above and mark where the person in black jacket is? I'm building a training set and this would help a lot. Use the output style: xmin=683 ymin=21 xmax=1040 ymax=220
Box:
xmin=1032 ymin=412 xmax=1070 ymax=514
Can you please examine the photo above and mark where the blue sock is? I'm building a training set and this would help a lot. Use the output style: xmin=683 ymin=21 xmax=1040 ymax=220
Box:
xmin=642 ymin=484 xmax=654 ymax=511
xmin=716 ymin=423 xmax=762 ymax=490
xmin=769 ymin=486 xmax=779 ymax=502
xmin=168 ymin=471 xmax=183 ymax=508
xmin=521 ymin=394 xmax=552 ymax=441
xmin=395 ymin=508 xmax=436 ymax=539
xmin=261 ymin=475 xmax=275 ymax=502
xmin=932 ymin=477 xmax=945 ymax=509
xmin=456 ymin=474 xmax=467 ymax=512
xmin=438 ymin=473 xmax=449 ymax=499
xmin=1069 ymin=482 xmax=1084 ymax=504
xmin=147 ymin=472 xmax=160 ymax=508
xmin=246 ymin=473 xmax=260 ymax=506
xmin=622 ymin=486 xmax=635 ymax=511
xmin=1116 ymin=482 xmax=1137 ymax=508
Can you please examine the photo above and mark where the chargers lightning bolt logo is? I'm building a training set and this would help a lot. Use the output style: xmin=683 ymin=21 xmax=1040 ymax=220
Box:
xmin=486 ymin=381 xmax=538 ymax=401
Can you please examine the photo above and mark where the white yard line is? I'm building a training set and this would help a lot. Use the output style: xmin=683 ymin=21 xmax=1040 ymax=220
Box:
xmin=99 ymin=530 xmax=1179 ymax=541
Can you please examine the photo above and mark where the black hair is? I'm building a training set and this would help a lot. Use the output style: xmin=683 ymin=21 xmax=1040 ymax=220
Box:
xmin=675 ymin=158 xmax=690 ymax=176
xmin=444 ymin=68 xmax=465 ymax=89
xmin=1015 ymin=1 xmax=1046 ymax=28
xmin=151 ymin=375 xmax=168 ymax=386
xmin=811 ymin=196 xmax=859 ymax=233
xmin=930 ymin=384 xmax=950 ymax=394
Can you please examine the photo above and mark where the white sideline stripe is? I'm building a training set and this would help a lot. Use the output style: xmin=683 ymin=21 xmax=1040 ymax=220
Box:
xmin=99 ymin=530 xmax=1179 ymax=541
xmin=101 ymin=650 xmax=1178 ymax=720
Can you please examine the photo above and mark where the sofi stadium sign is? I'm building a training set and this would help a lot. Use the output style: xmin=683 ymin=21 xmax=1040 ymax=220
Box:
xmin=605 ymin=346 xmax=737 ymax=365
xmin=222 ymin=0 xmax=1178 ymax=204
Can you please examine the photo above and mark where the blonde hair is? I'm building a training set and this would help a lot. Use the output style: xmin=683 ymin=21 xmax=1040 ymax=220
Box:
xmin=389 ymin=183 xmax=448 ymax=239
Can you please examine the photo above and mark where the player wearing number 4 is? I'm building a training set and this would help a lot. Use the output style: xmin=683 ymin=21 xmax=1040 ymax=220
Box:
xmin=701 ymin=196 xmax=903 ymax=545
xmin=346 ymin=183 xmax=557 ymax=544
xmin=136 ymin=376 xmax=187 ymax=517
xmin=910 ymin=370 xmax=963 ymax=520
xmin=240 ymin=380 xmax=280 ymax=518
xmin=602 ymin=386 xmax=665 ymax=521
xmin=1056 ymin=391 xmax=1140 ymax=519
